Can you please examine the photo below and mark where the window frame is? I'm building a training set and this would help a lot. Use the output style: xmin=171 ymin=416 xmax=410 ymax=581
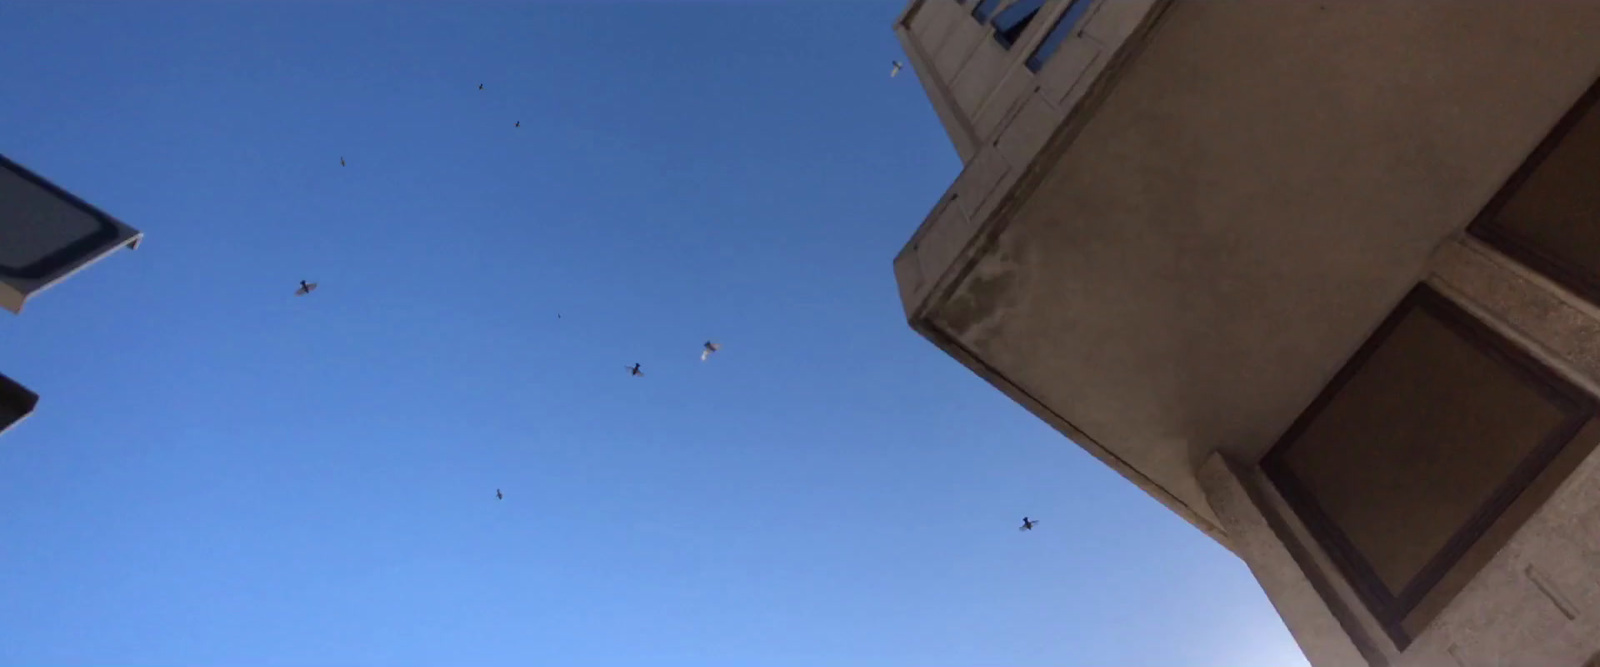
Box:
xmin=1466 ymin=78 xmax=1600 ymax=309
xmin=990 ymin=0 xmax=1047 ymax=49
xmin=1259 ymin=283 xmax=1598 ymax=649
xmin=970 ymin=0 xmax=1004 ymax=23
xmin=1025 ymin=0 xmax=1094 ymax=73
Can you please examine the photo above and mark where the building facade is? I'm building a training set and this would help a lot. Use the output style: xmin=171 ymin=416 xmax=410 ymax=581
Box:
xmin=1 ymin=153 xmax=142 ymax=437
xmin=0 ymin=371 xmax=40 ymax=437
xmin=891 ymin=1 xmax=1600 ymax=664
xmin=1 ymin=153 xmax=142 ymax=315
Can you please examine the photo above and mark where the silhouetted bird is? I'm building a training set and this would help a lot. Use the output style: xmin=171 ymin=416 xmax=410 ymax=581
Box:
xmin=496 ymin=489 xmax=503 ymax=500
xmin=340 ymin=157 xmax=346 ymax=167
xmin=700 ymin=341 xmax=721 ymax=362
xmin=628 ymin=363 xmax=643 ymax=377
xmin=515 ymin=121 xmax=521 ymax=128
xmin=478 ymin=83 xmax=484 ymax=90
xmin=295 ymin=280 xmax=318 ymax=296
xmin=1019 ymin=517 xmax=1040 ymax=531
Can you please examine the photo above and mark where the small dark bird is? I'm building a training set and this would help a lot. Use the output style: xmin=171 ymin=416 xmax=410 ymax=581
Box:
xmin=295 ymin=280 xmax=318 ymax=296
xmin=1019 ymin=517 xmax=1040 ymax=531
xmin=340 ymin=157 xmax=346 ymax=167
xmin=478 ymin=83 xmax=484 ymax=90
xmin=628 ymin=363 xmax=643 ymax=377
xmin=496 ymin=489 xmax=503 ymax=500
xmin=891 ymin=60 xmax=904 ymax=77
xmin=515 ymin=121 xmax=521 ymax=128
xmin=700 ymin=341 xmax=721 ymax=362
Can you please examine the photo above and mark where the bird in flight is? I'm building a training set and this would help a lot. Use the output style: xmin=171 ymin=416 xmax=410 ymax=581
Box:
xmin=627 ymin=363 xmax=643 ymax=377
xmin=515 ymin=121 xmax=521 ymax=128
xmin=478 ymin=83 xmax=484 ymax=90
xmin=700 ymin=341 xmax=721 ymax=362
xmin=294 ymin=280 xmax=318 ymax=296
xmin=891 ymin=60 xmax=904 ymax=77
xmin=496 ymin=489 xmax=503 ymax=500
xmin=340 ymin=157 xmax=346 ymax=167
xmin=1019 ymin=517 xmax=1040 ymax=531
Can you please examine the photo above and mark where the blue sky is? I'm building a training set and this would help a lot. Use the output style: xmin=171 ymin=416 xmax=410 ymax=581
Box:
xmin=0 ymin=2 xmax=1306 ymax=665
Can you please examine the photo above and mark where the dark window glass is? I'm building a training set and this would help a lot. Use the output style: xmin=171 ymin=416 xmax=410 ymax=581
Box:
xmin=1260 ymin=285 xmax=1600 ymax=649
xmin=992 ymin=0 xmax=1047 ymax=48
xmin=1467 ymin=81 xmax=1600 ymax=309
xmin=971 ymin=0 xmax=1003 ymax=23
xmin=1025 ymin=0 xmax=1093 ymax=72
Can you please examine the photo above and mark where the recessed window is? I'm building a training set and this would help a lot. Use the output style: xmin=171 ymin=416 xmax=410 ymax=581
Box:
xmin=1468 ymin=79 xmax=1600 ymax=308
xmin=1025 ymin=0 xmax=1093 ymax=72
xmin=1261 ymin=284 xmax=1599 ymax=649
xmin=970 ymin=0 xmax=1003 ymax=23
xmin=991 ymin=0 xmax=1046 ymax=48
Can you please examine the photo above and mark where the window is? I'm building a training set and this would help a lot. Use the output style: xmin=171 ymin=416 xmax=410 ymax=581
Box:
xmin=991 ymin=0 xmax=1046 ymax=48
xmin=1467 ymin=79 xmax=1600 ymax=309
xmin=970 ymin=0 xmax=1003 ymax=23
xmin=1025 ymin=0 xmax=1093 ymax=72
xmin=1260 ymin=284 xmax=1600 ymax=649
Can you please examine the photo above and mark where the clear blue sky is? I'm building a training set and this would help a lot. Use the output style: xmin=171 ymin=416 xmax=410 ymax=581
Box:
xmin=0 ymin=2 xmax=1306 ymax=665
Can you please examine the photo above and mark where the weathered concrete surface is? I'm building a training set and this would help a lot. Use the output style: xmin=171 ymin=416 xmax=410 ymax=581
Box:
xmin=1381 ymin=240 xmax=1600 ymax=666
xmin=895 ymin=1 xmax=1600 ymax=664
xmin=1186 ymin=241 xmax=1600 ymax=665
xmin=1202 ymin=395 xmax=1600 ymax=666
xmin=909 ymin=0 xmax=1600 ymax=534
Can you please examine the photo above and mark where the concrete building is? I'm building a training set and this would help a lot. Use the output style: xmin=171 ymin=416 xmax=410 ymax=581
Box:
xmin=0 ymin=371 xmax=40 ymax=437
xmin=890 ymin=1 xmax=1600 ymax=664
xmin=2 ymin=153 xmax=142 ymax=437
xmin=1 ymin=153 xmax=142 ymax=315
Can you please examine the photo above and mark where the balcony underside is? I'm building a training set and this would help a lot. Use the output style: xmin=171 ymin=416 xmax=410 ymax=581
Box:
xmin=903 ymin=0 xmax=1600 ymax=537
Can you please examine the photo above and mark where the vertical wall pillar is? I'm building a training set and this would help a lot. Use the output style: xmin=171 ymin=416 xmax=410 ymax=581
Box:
xmin=1199 ymin=451 xmax=1377 ymax=667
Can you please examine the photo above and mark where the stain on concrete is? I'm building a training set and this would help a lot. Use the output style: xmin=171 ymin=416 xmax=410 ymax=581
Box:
xmin=935 ymin=259 xmax=1017 ymax=345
